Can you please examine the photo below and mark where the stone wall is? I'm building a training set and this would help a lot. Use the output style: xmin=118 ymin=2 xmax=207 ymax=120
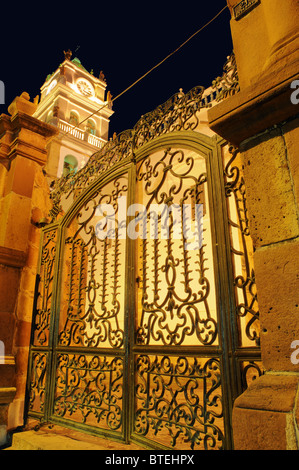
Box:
xmin=209 ymin=0 xmax=299 ymax=450
xmin=0 ymin=93 xmax=57 ymax=446
xmin=8 ymin=163 xmax=53 ymax=431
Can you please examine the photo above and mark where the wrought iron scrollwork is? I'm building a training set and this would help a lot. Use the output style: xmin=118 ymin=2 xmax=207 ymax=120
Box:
xmin=28 ymin=352 xmax=48 ymax=414
xmin=212 ymin=53 xmax=240 ymax=102
xmin=48 ymin=53 xmax=239 ymax=222
xmin=135 ymin=355 xmax=224 ymax=450
xmin=32 ymin=229 xmax=57 ymax=346
xmin=223 ymin=145 xmax=260 ymax=346
xmin=133 ymin=86 xmax=205 ymax=147
xmin=54 ymin=354 xmax=123 ymax=430
xmin=26 ymin=52 xmax=263 ymax=450
xmin=58 ymin=176 xmax=128 ymax=349
xmin=135 ymin=148 xmax=217 ymax=346
xmin=241 ymin=360 xmax=263 ymax=391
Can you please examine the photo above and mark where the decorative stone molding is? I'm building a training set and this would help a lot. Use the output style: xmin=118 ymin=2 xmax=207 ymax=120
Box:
xmin=0 ymin=246 xmax=27 ymax=268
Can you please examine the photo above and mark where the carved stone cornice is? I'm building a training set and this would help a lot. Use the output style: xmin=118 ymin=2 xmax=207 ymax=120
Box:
xmin=0 ymin=245 xmax=27 ymax=268
xmin=0 ymin=111 xmax=58 ymax=166
xmin=9 ymin=111 xmax=58 ymax=139
xmin=208 ymin=61 xmax=299 ymax=146
xmin=0 ymin=387 xmax=16 ymax=405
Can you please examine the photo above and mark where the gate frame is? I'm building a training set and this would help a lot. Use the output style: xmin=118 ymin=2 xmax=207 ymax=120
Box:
xmin=25 ymin=130 xmax=259 ymax=450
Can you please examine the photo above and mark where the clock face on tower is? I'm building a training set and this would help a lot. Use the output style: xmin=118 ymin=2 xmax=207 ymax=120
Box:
xmin=76 ymin=78 xmax=94 ymax=97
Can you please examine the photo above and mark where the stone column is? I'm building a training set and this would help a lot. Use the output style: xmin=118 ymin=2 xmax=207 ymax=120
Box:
xmin=0 ymin=93 xmax=57 ymax=447
xmin=209 ymin=0 xmax=299 ymax=450
xmin=262 ymin=0 xmax=299 ymax=71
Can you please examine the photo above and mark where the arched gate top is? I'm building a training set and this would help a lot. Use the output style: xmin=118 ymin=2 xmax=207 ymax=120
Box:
xmin=48 ymin=53 xmax=239 ymax=222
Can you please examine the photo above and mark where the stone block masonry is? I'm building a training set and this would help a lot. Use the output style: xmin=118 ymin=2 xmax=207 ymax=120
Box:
xmin=0 ymin=92 xmax=57 ymax=447
xmin=209 ymin=0 xmax=299 ymax=450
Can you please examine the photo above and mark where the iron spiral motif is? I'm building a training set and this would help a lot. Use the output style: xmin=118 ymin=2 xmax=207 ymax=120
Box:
xmin=28 ymin=351 xmax=48 ymax=414
xmin=135 ymin=355 xmax=224 ymax=450
xmin=54 ymin=354 xmax=123 ymax=431
xmin=223 ymin=145 xmax=260 ymax=345
xmin=32 ymin=229 xmax=57 ymax=346
xmin=241 ymin=360 xmax=263 ymax=390
xmin=212 ymin=53 xmax=240 ymax=102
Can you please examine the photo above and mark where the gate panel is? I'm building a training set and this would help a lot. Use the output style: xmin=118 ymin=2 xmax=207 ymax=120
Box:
xmin=131 ymin=146 xmax=226 ymax=449
xmin=27 ymin=227 xmax=58 ymax=418
xmin=54 ymin=353 xmax=123 ymax=432
xmin=221 ymin=145 xmax=262 ymax=393
xmin=49 ymin=173 xmax=129 ymax=439
xmin=56 ymin=174 xmax=128 ymax=350
xmin=134 ymin=148 xmax=218 ymax=347
xmin=134 ymin=355 xmax=224 ymax=450
xmin=32 ymin=228 xmax=58 ymax=348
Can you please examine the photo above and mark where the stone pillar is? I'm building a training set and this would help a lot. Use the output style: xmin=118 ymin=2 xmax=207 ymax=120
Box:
xmin=209 ymin=0 xmax=299 ymax=450
xmin=226 ymin=0 xmax=299 ymax=88
xmin=0 ymin=93 xmax=57 ymax=447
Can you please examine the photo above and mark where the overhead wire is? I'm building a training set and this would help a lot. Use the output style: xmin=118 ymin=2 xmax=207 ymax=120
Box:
xmin=62 ymin=4 xmax=228 ymax=137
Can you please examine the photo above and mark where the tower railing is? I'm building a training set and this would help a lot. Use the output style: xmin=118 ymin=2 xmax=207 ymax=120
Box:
xmin=57 ymin=119 xmax=105 ymax=149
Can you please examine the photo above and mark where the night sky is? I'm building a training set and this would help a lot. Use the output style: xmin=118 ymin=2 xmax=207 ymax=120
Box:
xmin=1 ymin=1 xmax=233 ymax=138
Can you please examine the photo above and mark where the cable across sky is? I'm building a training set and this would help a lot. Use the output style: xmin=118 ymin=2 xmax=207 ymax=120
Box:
xmin=63 ymin=4 xmax=228 ymax=138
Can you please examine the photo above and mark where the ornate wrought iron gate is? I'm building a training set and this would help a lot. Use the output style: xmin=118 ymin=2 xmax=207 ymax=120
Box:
xmin=26 ymin=86 xmax=261 ymax=450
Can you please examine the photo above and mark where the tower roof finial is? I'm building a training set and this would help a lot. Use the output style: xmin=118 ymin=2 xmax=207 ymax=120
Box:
xmin=63 ymin=49 xmax=72 ymax=61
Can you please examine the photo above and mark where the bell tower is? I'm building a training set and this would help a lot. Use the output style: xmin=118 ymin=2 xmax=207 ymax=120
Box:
xmin=34 ymin=49 xmax=114 ymax=180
